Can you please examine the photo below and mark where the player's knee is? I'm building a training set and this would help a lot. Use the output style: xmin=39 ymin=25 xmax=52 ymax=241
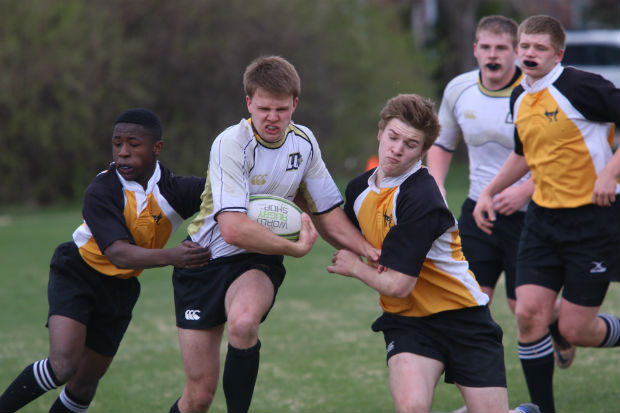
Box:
xmin=184 ymin=387 xmax=216 ymax=412
xmin=48 ymin=356 xmax=78 ymax=384
xmin=395 ymin=399 xmax=429 ymax=413
xmin=227 ymin=313 xmax=259 ymax=344
xmin=558 ymin=322 xmax=586 ymax=345
xmin=515 ymin=305 xmax=542 ymax=333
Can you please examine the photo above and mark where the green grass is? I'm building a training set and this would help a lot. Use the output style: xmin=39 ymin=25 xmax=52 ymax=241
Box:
xmin=0 ymin=164 xmax=618 ymax=412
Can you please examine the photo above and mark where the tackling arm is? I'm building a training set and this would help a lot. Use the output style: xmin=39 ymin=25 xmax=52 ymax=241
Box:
xmin=327 ymin=249 xmax=415 ymax=298
xmin=104 ymin=239 xmax=211 ymax=269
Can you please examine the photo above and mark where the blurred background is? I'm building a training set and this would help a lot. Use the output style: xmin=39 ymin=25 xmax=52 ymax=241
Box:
xmin=0 ymin=0 xmax=618 ymax=208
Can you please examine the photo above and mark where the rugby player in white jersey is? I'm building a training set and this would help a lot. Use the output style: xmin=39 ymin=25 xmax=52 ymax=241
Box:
xmin=168 ymin=55 xmax=379 ymax=413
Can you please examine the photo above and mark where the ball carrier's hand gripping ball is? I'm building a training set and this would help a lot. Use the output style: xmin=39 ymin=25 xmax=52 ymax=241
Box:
xmin=247 ymin=195 xmax=302 ymax=241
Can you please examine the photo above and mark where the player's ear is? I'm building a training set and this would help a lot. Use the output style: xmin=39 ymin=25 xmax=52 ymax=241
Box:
xmin=246 ymin=95 xmax=252 ymax=112
xmin=153 ymin=140 xmax=163 ymax=156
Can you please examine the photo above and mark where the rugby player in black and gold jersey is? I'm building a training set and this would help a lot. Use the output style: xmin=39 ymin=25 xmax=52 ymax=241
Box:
xmin=474 ymin=15 xmax=620 ymax=413
xmin=327 ymin=94 xmax=521 ymax=413
xmin=0 ymin=108 xmax=211 ymax=413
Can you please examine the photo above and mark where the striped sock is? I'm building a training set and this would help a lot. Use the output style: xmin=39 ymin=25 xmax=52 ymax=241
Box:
xmin=33 ymin=358 xmax=61 ymax=392
xmin=49 ymin=387 xmax=90 ymax=413
xmin=0 ymin=358 xmax=61 ymax=412
xmin=518 ymin=334 xmax=555 ymax=413
xmin=598 ymin=314 xmax=620 ymax=347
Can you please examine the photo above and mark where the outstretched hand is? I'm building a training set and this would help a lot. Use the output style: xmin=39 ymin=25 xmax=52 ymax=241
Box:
xmin=173 ymin=240 xmax=211 ymax=268
xmin=327 ymin=249 xmax=363 ymax=278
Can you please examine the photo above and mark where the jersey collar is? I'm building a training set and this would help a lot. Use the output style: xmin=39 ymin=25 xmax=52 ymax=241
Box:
xmin=367 ymin=160 xmax=422 ymax=192
xmin=115 ymin=161 xmax=161 ymax=194
xmin=247 ymin=118 xmax=289 ymax=149
xmin=478 ymin=66 xmax=523 ymax=97
xmin=521 ymin=63 xmax=563 ymax=93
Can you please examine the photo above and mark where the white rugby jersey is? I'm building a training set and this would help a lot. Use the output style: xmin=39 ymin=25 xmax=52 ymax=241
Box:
xmin=188 ymin=118 xmax=343 ymax=258
xmin=435 ymin=68 xmax=530 ymax=209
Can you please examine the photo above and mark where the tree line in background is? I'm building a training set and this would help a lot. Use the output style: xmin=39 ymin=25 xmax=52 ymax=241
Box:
xmin=0 ymin=0 xmax=434 ymax=206
xmin=0 ymin=0 xmax=617 ymax=206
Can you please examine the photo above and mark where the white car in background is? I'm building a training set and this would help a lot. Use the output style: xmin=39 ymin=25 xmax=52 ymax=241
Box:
xmin=563 ymin=29 xmax=620 ymax=87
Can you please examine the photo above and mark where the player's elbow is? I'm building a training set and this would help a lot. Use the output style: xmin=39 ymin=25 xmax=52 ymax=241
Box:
xmin=390 ymin=286 xmax=412 ymax=299
xmin=104 ymin=241 xmax=133 ymax=268
xmin=383 ymin=275 xmax=416 ymax=298
xmin=219 ymin=224 xmax=243 ymax=246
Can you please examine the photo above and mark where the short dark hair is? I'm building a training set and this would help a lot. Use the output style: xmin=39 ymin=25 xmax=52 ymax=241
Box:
xmin=476 ymin=15 xmax=518 ymax=48
xmin=243 ymin=55 xmax=301 ymax=99
xmin=518 ymin=15 xmax=566 ymax=52
xmin=115 ymin=108 xmax=163 ymax=141
xmin=378 ymin=94 xmax=441 ymax=151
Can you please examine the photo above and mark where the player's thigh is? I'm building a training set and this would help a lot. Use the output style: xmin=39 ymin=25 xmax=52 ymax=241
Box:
xmin=178 ymin=325 xmax=225 ymax=385
xmin=558 ymin=298 xmax=605 ymax=345
xmin=387 ymin=352 xmax=443 ymax=412
xmin=457 ymin=384 xmax=508 ymax=413
xmin=225 ymin=268 xmax=275 ymax=321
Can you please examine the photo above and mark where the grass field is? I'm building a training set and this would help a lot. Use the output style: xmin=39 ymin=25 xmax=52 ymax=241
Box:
xmin=0 ymin=164 xmax=618 ymax=412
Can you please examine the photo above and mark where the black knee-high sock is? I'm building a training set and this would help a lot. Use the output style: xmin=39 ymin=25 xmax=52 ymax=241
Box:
xmin=223 ymin=340 xmax=261 ymax=413
xmin=169 ymin=397 xmax=181 ymax=413
xmin=49 ymin=387 xmax=90 ymax=413
xmin=518 ymin=334 xmax=555 ymax=413
xmin=0 ymin=359 xmax=62 ymax=412
xmin=598 ymin=314 xmax=620 ymax=347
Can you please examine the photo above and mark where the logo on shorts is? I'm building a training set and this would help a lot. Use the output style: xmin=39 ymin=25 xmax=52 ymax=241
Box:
xmin=386 ymin=340 xmax=395 ymax=354
xmin=589 ymin=261 xmax=607 ymax=274
xmin=184 ymin=309 xmax=201 ymax=320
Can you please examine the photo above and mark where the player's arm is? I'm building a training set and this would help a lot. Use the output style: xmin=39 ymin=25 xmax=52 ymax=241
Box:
xmin=592 ymin=147 xmax=620 ymax=206
xmin=425 ymin=145 xmax=453 ymax=197
xmin=308 ymin=206 xmax=380 ymax=266
xmin=492 ymin=177 xmax=534 ymax=215
xmin=473 ymin=152 xmax=529 ymax=234
xmin=104 ymin=239 xmax=211 ymax=269
xmin=218 ymin=210 xmax=318 ymax=258
xmin=327 ymin=249 xmax=416 ymax=297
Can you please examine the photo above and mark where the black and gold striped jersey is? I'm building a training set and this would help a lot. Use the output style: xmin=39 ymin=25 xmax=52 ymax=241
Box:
xmin=72 ymin=162 xmax=205 ymax=279
xmin=511 ymin=65 xmax=619 ymax=208
xmin=344 ymin=163 xmax=489 ymax=317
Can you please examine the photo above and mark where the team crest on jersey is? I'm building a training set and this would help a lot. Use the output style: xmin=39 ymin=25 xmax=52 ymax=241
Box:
xmin=544 ymin=107 xmax=559 ymax=122
xmin=383 ymin=213 xmax=393 ymax=228
xmin=505 ymin=112 xmax=514 ymax=124
xmin=152 ymin=213 xmax=162 ymax=225
xmin=464 ymin=110 xmax=476 ymax=119
xmin=287 ymin=153 xmax=303 ymax=170
xmin=251 ymin=174 xmax=267 ymax=185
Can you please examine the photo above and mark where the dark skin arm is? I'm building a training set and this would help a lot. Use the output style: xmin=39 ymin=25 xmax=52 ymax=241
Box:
xmin=104 ymin=239 xmax=211 ymax=269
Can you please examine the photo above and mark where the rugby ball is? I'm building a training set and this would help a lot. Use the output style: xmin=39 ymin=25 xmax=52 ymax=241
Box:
xmin=247 ymin=194 xmax=302 ymax=241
